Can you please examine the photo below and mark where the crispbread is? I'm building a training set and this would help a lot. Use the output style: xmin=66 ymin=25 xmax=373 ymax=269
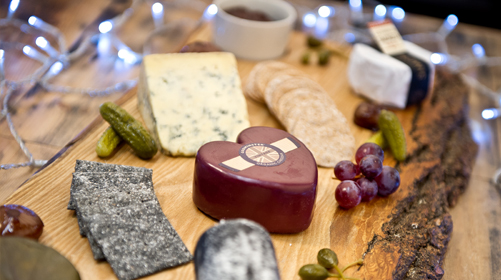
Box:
xmin=68 ymin=160 xmax=152 ymax=210
xmin=72 ymin=171 xmax=155 ymax=260
xmin=87 ymin=202 xmax=192 ymax=280
xmin=244 ymin=61 xmax=303 ymax=103
xmin=68 ymin=160 xmax=192 ymax=274
xmin=246 ymin=61 xmax=355 ymax=167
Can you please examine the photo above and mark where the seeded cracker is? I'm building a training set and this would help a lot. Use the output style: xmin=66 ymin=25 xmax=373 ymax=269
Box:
xmin=72 ymin=171 xmax=154 ymax=260
xmin=70 ymin=162 xmax=192 ymax=278
xmin=68 ymin=160 xmax=151 ymax=210
xmin=88 ymin=202 xmax=192 ymax=280
xmin=247 ymin=61 xmax=355 ymax=167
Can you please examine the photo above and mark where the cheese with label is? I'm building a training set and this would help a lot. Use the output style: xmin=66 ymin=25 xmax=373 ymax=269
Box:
xmin=347 ymin=41 xmax=434 ymax=109
xmin=137 ymin=52 xmax=250 ymax=156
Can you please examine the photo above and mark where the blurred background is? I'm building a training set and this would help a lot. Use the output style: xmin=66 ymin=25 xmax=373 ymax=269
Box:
xmin=377 ymin=0 xmax=500 ymax=29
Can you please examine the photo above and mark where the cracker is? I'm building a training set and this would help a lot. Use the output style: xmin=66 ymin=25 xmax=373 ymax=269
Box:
xmin=245 ymin=61 xmax=302 ymax=103
xmin=68 ymin=160 xmax=152 ymax=210
xmin=88 ymin=202 xmax=193 ymax=280
xmin=249 ymin=62 xmax=356 ymax=167
xmin=73 ymin=171 xmax=155 ymax=233
xmin=72 ymin=171 xmax=155 ymax=260
xmin=256 ymin=62 xmax=303 ymax=97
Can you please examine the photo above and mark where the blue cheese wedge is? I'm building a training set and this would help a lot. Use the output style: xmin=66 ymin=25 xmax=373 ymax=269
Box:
xmin=138 ymin=52 xmax=250 ymax=156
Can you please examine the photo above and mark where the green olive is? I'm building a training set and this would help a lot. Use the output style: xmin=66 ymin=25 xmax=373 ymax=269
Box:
xmin=307 ymin=36 xmax=323 ymax=47
xmin=298 ymin=264 xmax=330 ymax=280
xmin=317 ymin=248 xmax=338 ymax=268
xmin=301 ymin=52 xmax=311 ymax=64
xmin=318 ymin=49 xmax=330 ymax=66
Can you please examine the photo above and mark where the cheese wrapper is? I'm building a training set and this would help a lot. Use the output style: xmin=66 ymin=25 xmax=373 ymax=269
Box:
xmin=348 ymin=41 xmax=434 ymax=108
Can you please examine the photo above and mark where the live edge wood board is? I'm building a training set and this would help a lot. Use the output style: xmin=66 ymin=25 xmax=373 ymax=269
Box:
xmin=4 ymin=25 xmax=478 ymax=280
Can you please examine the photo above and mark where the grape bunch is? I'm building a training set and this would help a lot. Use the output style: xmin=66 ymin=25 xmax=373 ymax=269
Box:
xmin=334 ymin=142 xmax=400 ymax=209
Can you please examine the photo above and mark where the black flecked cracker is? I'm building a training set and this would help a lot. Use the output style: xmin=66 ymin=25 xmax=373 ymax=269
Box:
xmin=73 ymin=171 xmax=154 ymax=235
xmin=68 ymin=160 xmax=152 ymax=210
xmin=72 ymin=171 xmax=155 ymax=260
xmin=69 ymin=160 xmax=192 ymax=278
xmin=87 ymin=202 xmax=193 ymax=280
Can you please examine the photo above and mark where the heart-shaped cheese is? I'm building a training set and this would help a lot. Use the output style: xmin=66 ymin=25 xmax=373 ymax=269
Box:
xmin=193 ymin=126 xmax=318 ymax=233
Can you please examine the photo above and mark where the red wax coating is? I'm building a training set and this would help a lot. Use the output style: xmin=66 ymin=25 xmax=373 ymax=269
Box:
xmin=193 ymin=126 xmax=318 ymax=233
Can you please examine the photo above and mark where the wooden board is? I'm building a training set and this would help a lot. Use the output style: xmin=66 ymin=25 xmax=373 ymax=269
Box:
xmin=3 ymin=24 xmax=477 ymax=280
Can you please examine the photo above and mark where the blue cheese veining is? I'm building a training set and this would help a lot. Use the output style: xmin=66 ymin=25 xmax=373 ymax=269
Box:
xmin=137 ymin=52 xmax=250 ymax=156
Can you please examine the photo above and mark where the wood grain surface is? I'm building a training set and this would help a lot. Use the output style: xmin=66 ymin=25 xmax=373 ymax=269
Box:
xmin=2 ymin=1 xmax=501 ymax=279
xmin=1 ymin=22 xmax=485 ymax=280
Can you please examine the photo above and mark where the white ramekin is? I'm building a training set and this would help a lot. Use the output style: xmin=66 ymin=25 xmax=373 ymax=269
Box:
xmin=212 ymin=0 xmax=297 ymax=60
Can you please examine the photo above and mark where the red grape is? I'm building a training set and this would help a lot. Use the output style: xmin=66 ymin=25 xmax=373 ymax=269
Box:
xmin=359 ymin=155 xmax=383 ymax=179
xmin=356 ymin=177 xmax=378 ymax=202
xmin=334 ymin=161 xmax=359 ymax=180
xmin=375 ymin=166 xmax=400 ymax=196
xmin=355 ymin=143 xmax=384 ymax=164
xmin=335 ymin=181 xmax=362 ymax=209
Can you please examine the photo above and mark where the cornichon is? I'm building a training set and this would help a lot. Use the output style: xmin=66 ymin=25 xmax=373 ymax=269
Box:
xmin=378 ymin=109 xmax=406 ymax=161
xmin=366 ymin=130 xmax=387 ymax=149
xmin=96 ymin=126 xmax=122 ymax=157
xmin=99 ymin=102 xmax=157 ymax=159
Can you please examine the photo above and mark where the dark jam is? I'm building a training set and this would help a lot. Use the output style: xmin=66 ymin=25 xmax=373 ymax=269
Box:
xmin=0 ymin=204 xmax=44 ymax=240
xmin=225 ymin=6 xmax=272 ymax=21
xmin=180 ymin=41 xmax=221 ymax=53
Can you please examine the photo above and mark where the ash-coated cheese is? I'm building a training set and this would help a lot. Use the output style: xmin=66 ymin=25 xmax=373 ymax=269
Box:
xmin=138 ymin=52 xmax=250 ymax=156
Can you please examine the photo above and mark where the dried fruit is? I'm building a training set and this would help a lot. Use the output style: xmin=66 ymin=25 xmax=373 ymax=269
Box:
xmin=354 ymin=102 xmax=380 ymax=131
xmin=0 ymin=204 xmax=44 ymax=240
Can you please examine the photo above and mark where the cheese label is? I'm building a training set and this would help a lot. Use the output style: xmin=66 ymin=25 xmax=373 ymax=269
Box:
xmin=220 ymin=137 xmax=300 ymax=172
xmin=368 ymin=20 xmax=407 ymax=55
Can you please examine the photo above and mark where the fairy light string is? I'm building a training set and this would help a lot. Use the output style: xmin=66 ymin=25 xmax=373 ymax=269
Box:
xmin=0 ymin=0 xmax=217 ymax=171
xmin=303 ymin=3 xmax=501 ymax=117
xmin=1 ymin=0 xmax=499 ymax=171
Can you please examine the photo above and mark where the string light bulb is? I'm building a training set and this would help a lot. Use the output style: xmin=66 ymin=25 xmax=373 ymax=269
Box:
xmin=203 ymin=4 xmax=218 ymax=20
xmin=472 ymin=44 xmax=485 ymax=58
xmin=8 ymin=0 xmax=20 ymax=18
xmin=303 ymin=13 xmax=317 ymax=28
xmin=438 ymin=14 xmax=458 ymax=37
xmin=98 ymin=20 xmax=113 ymax=34
xmin=318 ymin=6 xmax=335 ymax=18
xmin=373 ymin=4 xmax=386 ymax=21
xmin=390 ymin=7 xmax=405 ymax=22
xmin=151 ymin=2 xmax=164 ymax=29
xmin=482 ymin=108 xmax=499 ymax=120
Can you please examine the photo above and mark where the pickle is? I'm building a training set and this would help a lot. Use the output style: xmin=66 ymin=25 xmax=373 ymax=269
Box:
xmin=307 ymin=35 xmax=323 ymax=48
xmin=99 ymin=102 xmax=157 ymax=159
xmin=301 ymin=51 xmax=311 ymax=64
xmin=317 ymin=49 xmax=330 ymax=66
xmin=96 ymin=126 xmax=122 ymax=158
xmin=378 ymin=109 xmax=406 ymax=161
xmin=367 ymin=130 xmax=387 ymax=149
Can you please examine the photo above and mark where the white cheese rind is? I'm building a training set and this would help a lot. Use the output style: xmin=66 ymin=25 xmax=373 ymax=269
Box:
xmin=137 ymin=52 xmax=250 ymax=156
xmin=347 ymin=42 xmax=435 ymax=109
xmin=348 ymin=43 xmax=411 ymax=109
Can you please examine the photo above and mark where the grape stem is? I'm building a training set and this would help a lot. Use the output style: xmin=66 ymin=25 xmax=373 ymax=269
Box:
xmin=332 ymin=264 xmax=346 ymax=280
xmin=341 ymin=259 xmax=364 ymax=272
xmin=327 ymin=275 xmax=360 ymax=280
xmin=331 ymin=175 xmax=363 ymax=181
